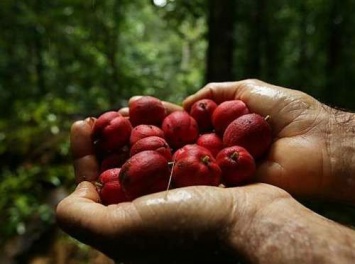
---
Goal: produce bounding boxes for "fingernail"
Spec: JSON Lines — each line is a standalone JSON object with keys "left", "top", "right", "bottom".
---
{"left": 76, "top": 181, "right": 86, "bottom": 189}
{"left": 76, "top": 181, "right": 92, "bottom": 191}
{"left": 85, "top": 117, "right": 96, "bottom": 128}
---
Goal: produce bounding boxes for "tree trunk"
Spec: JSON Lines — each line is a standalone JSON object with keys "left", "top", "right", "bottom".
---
{"left": 324, "top": 0, "right": 341, "bottom": 105}
{"left": 33, "top": 0, "right": 46, "bottom": 95}
{"left": 109, "top": 0, "right": 121, "bottom": 99}
{"left": 33, "top": 27, "right": 45, "bottom": 95}
{"left": 263, "top": 1, "right": 276, "bottom": 83}
{"left": 205, "top": 0, "right": 236, "bottom": 83}
{"left": 245, "top": 0, "right": 265, "bottom": 79}
{"left": 296, "top": 1, "right": 308, "bottom": 90}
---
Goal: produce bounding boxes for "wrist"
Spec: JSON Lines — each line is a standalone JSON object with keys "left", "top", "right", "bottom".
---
{"left": 226, "top": 185, "right": 355, "bottom": 263}
{"left": 325, "top": 107, "right": 355, "bottom": 204}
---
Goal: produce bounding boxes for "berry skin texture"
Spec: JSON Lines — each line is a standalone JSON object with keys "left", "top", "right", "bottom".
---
{"left": 129, "top": 96, "right": 167, "bottom": 127}
{"left": 223, "top": 113, "right": 272, "bottom": 159}
{"left": 172, "top": 146, "right": 222, "bottom": 187}
{"left": 189, "top": 99, "right": 218, "bottom": 132}
{"left": 129, "top": 124, "right": 165, "bottom": 146}
{"left": 92, "top": 111, "right": 122, "bottom": 141}
{"left": 172, "top": 144, "right": 212, "bottom": 161}
{"left": 130, "top": 136, "right": 172, "bottom": 161}
{"left": 212, "top": 100, "right": 249, "bottom": 135}
{"left": 162, "top": 111, "right": 199, "bottom": 150}
{"left": 196, "top": 133, "right": 223, "bottom": 158}
{"left": 216, "top": 146, "right": 256, "bottom": 187}
{"left": 98, "top": 168, "right": 129, "bottom": 205}
{"left": 119, "top": 150, "right": 170, "bottom": 199}
{"left": 93, "top": 113, "right": 132, "bottom": 154}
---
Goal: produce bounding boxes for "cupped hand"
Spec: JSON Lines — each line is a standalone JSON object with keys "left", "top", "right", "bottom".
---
{"left": 183, "top": 79, "right": 353, "bottom": 203}
{"left": 56, "top": 179, "right": 298, "bottom": 263}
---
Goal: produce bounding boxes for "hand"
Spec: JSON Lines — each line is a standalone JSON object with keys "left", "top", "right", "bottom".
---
{"left": 183, "top": 79, "right": 355, "bottom": 204}
{"left": 56, "top": 181, "right": 355, "bottom": 263}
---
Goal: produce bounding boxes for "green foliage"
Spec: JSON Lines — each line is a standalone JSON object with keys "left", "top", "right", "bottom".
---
{"left": 118, "top": 1, "right": 207, "bottom": 103}
{"left": 0, "top": 165, "right": 71, "bottom": 240}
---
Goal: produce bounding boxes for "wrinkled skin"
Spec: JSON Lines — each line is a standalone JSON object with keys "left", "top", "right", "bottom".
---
{"left": 57, "top": 180, "right": 298, "bottom": 263}
{"left": 57, "top": 80, "right": 355, "bottom": 263}
{"left": 184, "top": 79, "right": 355, "bottom": 203}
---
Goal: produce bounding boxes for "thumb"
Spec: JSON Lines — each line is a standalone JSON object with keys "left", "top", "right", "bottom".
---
{"left": 61, "top": 181, "right": 100, "bottom": 203}
{"left": 182, "top": 82, "right": 239, "bottom": 111}
{"left": 55, "top": 182, "right": 105, "bottom": 240}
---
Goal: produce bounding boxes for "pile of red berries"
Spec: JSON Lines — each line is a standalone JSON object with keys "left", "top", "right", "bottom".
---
{"left": 92, "top": 96, "right": 272, "bottom": 205}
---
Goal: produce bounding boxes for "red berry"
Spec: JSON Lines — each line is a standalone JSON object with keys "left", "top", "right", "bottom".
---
{"left": 119, "top": 151, "right": 170, "bottom": 199}
{"left": 216, "top": 146, "right": 256, "bottom": 186}
{"left": 129, "top": 96, "right": 166, "bottom": 127}
{"left": 130, "top": 124, "right": 165, "bottom": 146}
{"left": 93, "top": 112, "right": 132, "bottom": 153}
{"left": 98, "top": 168, "right": 129, "bottom": 205}
{"left": 92, "top": 111, "right": 122, "bottom": 141}
{"left": 172, "top": 146, "right": 221, "bottom": 187}
{"left": 130, "top": 136, "right": 172, "bottom": 161}
{"left": 172, "top": 144, "right": 212, "bottom": 161}
{"left": 189, "top": 99, "right": 218, "bottom": 132}
{"left": 162, "top": 111, "right": 199, "bottom": 149}
{"left": 223, "top": 113, "right": 272, "bottom": 159}
{"left": 212, "top": 100, "right": 249, "bottom": 135}
{"left": 196, "top": 133, "right": 223, "bottom": 158}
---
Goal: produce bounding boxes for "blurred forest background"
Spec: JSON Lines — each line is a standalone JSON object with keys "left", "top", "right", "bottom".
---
{"left": 0, "top": 0, "right": 355, "bottom": 263}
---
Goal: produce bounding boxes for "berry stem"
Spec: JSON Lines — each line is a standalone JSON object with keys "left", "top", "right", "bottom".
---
{"left": 94, "top": 181, "right": 103, "bottom": 189}
{"left": 230, "top": 151, "right": 239, "bottom": 161}
{"left": 201, "top": 155, "right": 210, "bottom": 165}
{"left": 165, "top": 161, "right": 175, "bottom": 198}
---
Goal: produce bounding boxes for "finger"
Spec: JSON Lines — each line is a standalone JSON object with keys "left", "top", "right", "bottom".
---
{"left": 183, "top": 79, "right": 293, "bottom": 113}
{"left": 118, "top": 107, "right": 129, "bottom": 117}
{"left": 119, "top": 102, "right": 182, "bottom": 117}
{"left": 128, "top": 95, "right": 143, "bottom": 106}
{"left": 183, "top": 79, "right": 286, "bottom": 113}
{"left": 162, "top": 101, "right": 183, "bottom": 114}
{"left": 183, "top": 81, "right": 241, "bottom": 111}
{"left": 70, "top": 118, "right": 99, "bottom": 183}
{"left": 56, "top": 182, "right": 139, "bottom": 244}
{"left": 56, "top": 182, "right": 117, "bottom": 247}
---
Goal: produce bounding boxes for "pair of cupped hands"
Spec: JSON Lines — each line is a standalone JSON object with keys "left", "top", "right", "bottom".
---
{"left": 56, "top": 79, "right": 355, "bottom": 263}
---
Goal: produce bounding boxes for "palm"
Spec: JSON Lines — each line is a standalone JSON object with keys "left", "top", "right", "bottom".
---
{"left": 57, "top": 181, "right": 237, "bottom": 262}
{"left": 257, "top": 114, "right": 326, "bottom": 198}
{"left": 57, "top": 177, "right": 289, "bottom": 263}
